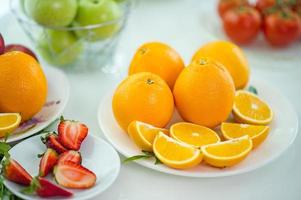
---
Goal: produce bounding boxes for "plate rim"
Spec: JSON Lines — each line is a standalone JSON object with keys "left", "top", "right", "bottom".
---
{"left": 97, "top": 78, "right": 299, "bottom": 178}
{"left": 6, "top": 66, "right": 70, "bottom": 143}
{"left": 4, "top": 133, "right": 121, "bottom": 200}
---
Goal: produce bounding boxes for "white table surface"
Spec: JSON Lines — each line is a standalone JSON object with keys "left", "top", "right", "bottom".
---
{"left": 1, "top": 0, "right": 301, "bottom": 200}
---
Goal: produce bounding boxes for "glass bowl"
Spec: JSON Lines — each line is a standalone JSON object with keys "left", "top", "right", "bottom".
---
{"left": 10, "top": 0, "right": 131, "bottom": 73}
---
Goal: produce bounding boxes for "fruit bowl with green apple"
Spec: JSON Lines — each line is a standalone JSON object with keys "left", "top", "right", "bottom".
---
{"left": 10, "top": 0, "right": 131, "bottom": 72}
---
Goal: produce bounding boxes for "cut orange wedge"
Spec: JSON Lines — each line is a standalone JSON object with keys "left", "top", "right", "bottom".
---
{"left": 153, "top": 132, "right": 203, "bottom": 169}
{"left": 221, "top": 122, "right": 269, "bottom": 148}
{"left": 170, "top": 122, "right": 220, "bottom": 148}
{"left": 0, "top": 113, "right": 21, "bottom": 138}
{"left": 201, "top": 135, "right": 252, "bottom": 168}
{"left": 127, "top": 121, "right": 169, "bottom": 151}
{"left": 233, "top": 90, "right": 273, "bottom": 125}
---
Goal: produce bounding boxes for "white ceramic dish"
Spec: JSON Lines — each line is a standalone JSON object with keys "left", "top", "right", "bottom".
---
{"left": 3, "top": 66, "right": 69, "bottom": 143}
{"left": 4, "top": 133, "right": 121, "bottom": 200}
{"left": 98, "top": 79, "right": 298, "bottom": 177}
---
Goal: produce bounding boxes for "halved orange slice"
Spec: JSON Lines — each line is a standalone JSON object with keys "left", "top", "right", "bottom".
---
{"left": 153, "top": 132, "right": 203, "bottom": 169}
{"left": 170, "top": 122, "right": 220, "bottom": 148}
{"left": 127, "top": 121, "right": 169, "bottom": 152}
{"left": 233, "top": 90, "right": 273, "bottom": 125}
{"left": 201, "top": 135, "right": 252, "bottom": 168}
{"left": 221, "top": 122, "right": 269, "bottom": 148}
{"left": 0, "top": 113, "right": 21, "bottom": 138}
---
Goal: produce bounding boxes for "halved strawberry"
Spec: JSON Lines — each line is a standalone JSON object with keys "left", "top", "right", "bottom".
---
{"left": 39, "top": 148, "right": 58, "bottom": 177}
{"left": 58, "top": 150, "right": 81, "bottom": 164}
{"left": 23, "top": 177, "right": 73, "bottom": 197}
{"left": 54, "top": 161, "right": 96, "bottom": 189}
{"left": 2, "top": 159, "right": 32, "bottom": 186}
{"left": 41, "top": 133, "right": 67, "bottom": 154}
{"left": 58, "top": 120, "right": 88, "bottom": 150}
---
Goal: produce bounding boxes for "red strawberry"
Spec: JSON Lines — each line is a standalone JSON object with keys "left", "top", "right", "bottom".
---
{"left": 39, "top": 148, "right": 58, "bottom": 177}
{"left": 54, "top": 161, "right": 96, "bottom": 189}
{"left": 2, "top": 159, "right": 32, "bottom": 186}
{"left": 22, "top": 177, "right": 73, "bottom": 197}
{"left": 58, "top": 119, "right": 88, "bottom": 150}
{"left": 58, "top": 150, "right": 82, "bottom": 164}
{"left": 41, "top": 133, "right": 67, "bottom": 154}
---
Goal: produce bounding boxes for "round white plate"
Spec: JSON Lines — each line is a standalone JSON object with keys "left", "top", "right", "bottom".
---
{"left": 4, "top": 133, "right": 121, "bottom": 200}
{"left": 98, "top": 79, "right": 298, "bottom": 177}
{"left": 3, "top": 66, "right": 70, "bottom": 143}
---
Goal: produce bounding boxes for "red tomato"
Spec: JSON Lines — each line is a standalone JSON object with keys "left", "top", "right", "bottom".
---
{"left": 222, "top": 6, "right": 262, "bottom": 44}
{"left": 256, "top": 0, "right": 276, "bottom": 13}
{"left": 218, "top": 0, "right": 249, "bottom": 17}
{"left": 263, "top": 10, "right": 301, "bottom": 46}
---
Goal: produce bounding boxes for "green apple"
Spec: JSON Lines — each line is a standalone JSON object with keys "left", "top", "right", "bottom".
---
{"left": 25, "top": 0, "right": 77, "bottom": 27}
{"left": 38, "top": 30, "right": 83, "bottom": 66}
{"left": 74, "top": 0, "right": 122, "bottom": 41}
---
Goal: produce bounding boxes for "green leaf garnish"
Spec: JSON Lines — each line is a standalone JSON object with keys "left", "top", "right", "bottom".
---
{"left": 123, "top": 151, "right": 162, "bottom": 165}
{"left": 247, "top": 86, "right": 258, "bottom": 95}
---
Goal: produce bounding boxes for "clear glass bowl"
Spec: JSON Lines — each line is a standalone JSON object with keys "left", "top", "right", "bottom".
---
{"left": 10, "top": 0, "right": 131, "bottom": 73}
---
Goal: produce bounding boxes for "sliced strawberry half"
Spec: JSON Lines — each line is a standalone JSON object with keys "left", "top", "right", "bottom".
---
{"left": 58, "top": 120, "right": 88, "bottom": 150}
{"left": 23, "top": 177, "right": 73, "bottom": 197}
{"left": 41, "top": 133, "right": 67, "bottom": 154}
{"left": 54, "top": 161, "right": 96, "bottom": 189}
{"left": 39, "top": 148, "right": 58, "bottom": 177}
{"left": 58, "top": 150, "right": 82, "bottom": 165}
{"left": 2, "top": 159, "right": 33, "bottom": 186}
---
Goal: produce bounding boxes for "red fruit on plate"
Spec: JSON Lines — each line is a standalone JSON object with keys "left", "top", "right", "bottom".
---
{"left": 4, "top": 44, "right": 38, "bottom": 61}
{"left": 54, "top": 161, "right": 96, "bottom": 189}
{"left": 2, "top": 159, "right": 32, "bottom": 186}
{"left": 41, "top": 133, "right": 68, "bottom": 154}
{"left": 218, "top": 0, "right": 249, "bottom": 17}
{"left": 58, "top": 150, "right": 82, "bottom": 164}
{"left": 58, "top": 119, "right": 88, "bottom": 150}
{"left": 0, "top": 33, "right": 4, "bottom": 54}
{"left": 23, "top": 177, "right": 73, "bottom": 198}
{"left": 39, "top": 148, "right": 59, "bottom": 177}
{"left": 263, "top": 10, "right": 301, "bottom": 46}
{"left": 222, "top": 6, "right": 262, "bottom": 44}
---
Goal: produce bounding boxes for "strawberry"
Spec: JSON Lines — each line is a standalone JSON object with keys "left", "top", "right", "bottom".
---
{"left": 58, "top": 119, "right": 88, "bottom": 150}
{"left": 2, "top": 159, "right": 32, "bottom": 186}
{"left": 54, "top": 161, "right": 96, "bottom": 189}
{"left": 39, "top": 148, "right": 58, "bottom": 177}
{"left": 58, "top": 150, "right": 82, "bottom": 164}
{"left": 41, "top": 132, "right": 67, "bottom": 154}
{"left": 23, "top": 177, "right": 73, "bottom": 197}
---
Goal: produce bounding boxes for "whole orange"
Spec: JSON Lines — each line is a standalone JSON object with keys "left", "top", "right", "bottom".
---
{"left": 112, "top": 72, "right": 174, "bottom": 132}
{"left": 0, "top": 51, "right": 48, "bottom": 122}
{"left": 128, "top": 42, "right": 184, "bottom": 89}
{"left": 173, "top": 57, "right": 235, "bottom": 128}
{"left": 191, "top": 41, "right": 250, "bottom": 89}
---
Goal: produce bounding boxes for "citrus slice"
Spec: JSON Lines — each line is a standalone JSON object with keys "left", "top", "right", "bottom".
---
{"left": 127, "top": 121, "right": 169, "bottom": 152}
{"left": 0, "top": 113, "right": 21, "bottom": 138}
{"left": 201, "top": 135, "right": 252, "bottom": 168}
{"left": 170, "top": 122, "right": 220, "bottom": 148}
{"left": 221, "top": 122, "right": 269, "bottom": 148}
{"left": 233, "top": 90, "right": 273, "bottom": 125}
{"left": 153, "top": 132, "right": 203, "bottom": 169}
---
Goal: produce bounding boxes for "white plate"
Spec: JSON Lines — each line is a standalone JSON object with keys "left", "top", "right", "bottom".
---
{"left": 4, "top": 134, "right": 121, "bottom": 200}
{"left": 3, "top": 66, "right": 70, "bottom": 143}
{"left": 98, "top": 79, "right": 299, "bottom": 177}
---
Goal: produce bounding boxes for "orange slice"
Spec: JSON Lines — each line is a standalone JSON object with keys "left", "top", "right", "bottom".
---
{"left": 127, "top": 121, "right": 169, "bottom": 152}
{"left": 170, "top": 122, "right": 220, "bottom": 148}
{"left": 221, "top": 122, "right": 269, "bottom": 148}
{"left": 233, "top": 90, "right": 273, "bottom": 125}
{"left": 153, "top": 132, "right": 203, "bottom": 169}
{"left": 201, "top": 135, "right": 252, "bottom": 168}
{"left": 0, "top": 113, "right": 21, "bottom": 138}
